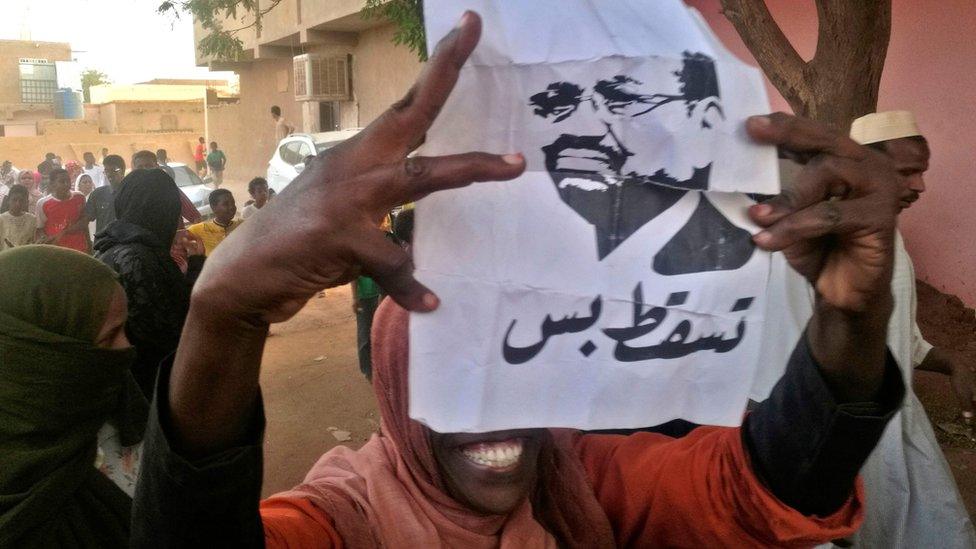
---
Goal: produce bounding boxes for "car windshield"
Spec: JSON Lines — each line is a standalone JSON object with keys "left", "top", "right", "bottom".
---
{"left": 314, "top": 140, "right": 344, "bottom": 153}
{"left": 171, "top": 166, "right": 204, "bottom": 188}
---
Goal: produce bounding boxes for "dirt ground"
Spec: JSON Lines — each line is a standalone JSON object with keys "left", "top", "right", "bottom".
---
{"left": 915, "top": 281, "right": 976, "bottom": 517}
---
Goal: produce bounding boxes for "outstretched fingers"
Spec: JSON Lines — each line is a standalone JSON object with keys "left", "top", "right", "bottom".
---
{"left": 355, "top": 152, "right": 526, "bottom": 211}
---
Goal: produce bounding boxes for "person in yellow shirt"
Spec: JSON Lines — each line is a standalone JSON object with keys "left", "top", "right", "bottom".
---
{"left": 187, "top": 189, "right": 242, "bottom": 256}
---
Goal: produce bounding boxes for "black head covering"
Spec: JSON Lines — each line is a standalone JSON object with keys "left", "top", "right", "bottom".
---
{"left": 113, "top": 169, "right": 181, "bottom": 249}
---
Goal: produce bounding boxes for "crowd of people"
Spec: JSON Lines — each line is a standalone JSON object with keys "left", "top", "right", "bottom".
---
{"left": 0, "top": 11, "right": 974, "bottom": 548}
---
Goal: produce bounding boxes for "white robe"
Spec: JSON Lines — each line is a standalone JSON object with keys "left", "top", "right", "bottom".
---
{"left": 754, "top": 232, "right": 974, "bottom": 548}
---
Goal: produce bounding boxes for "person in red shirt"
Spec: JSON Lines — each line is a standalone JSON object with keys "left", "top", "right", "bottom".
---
{"left": 194, "top": 136, "right": 207, "bottom": 177}
{"left": 35, "top": 168, "right": 89, "bottom": 253}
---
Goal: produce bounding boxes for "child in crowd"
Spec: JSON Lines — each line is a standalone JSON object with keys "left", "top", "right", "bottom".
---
{"left": 187, "top": 189, "right": 241, "bottom": 256}
{"left": 242, "top": 178, "right": 270, "bottom": 219}
{"left": 35, "top": 168, "right": 89, "bottom": 253}
{"left": 0, "top": 185, "right": 37, "bottom": 249}
{"left": 206, "top": 142, "right": 227, "bottom": 188}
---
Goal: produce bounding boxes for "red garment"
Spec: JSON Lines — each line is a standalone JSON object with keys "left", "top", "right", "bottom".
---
{"left": 65, "top": 161, "right": 82, "bottom": 190}
{"left": 179, "top": 189, "right": 201, "bottom": 225}
{"left": 170, "top": 190, "right": 199, "bottom": 272}
{"left": 258, "top": 301, "right": 865, "bottom": 548}
{"left": 194, "top": 143, "right": 206, "bottom": 162}
{"left": 36, "top": 193, "right": 87, "bottom": 253}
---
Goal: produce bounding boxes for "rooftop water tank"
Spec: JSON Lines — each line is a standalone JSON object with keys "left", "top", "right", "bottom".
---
{"left": 53, "top": 88, "right": 83, "bottom": 119}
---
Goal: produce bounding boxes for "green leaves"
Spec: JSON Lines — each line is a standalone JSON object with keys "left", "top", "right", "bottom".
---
{"left": 158, "top": 0, "right": 279, "bottom": 61}
{"left": 81, "top": 69, "right": 110, "bottom": 103}
{"left": 158, "top": 0, "right": 426, "bottom": 62}
{"left": 363, "top": 0, "right": 427, "bottom": 61}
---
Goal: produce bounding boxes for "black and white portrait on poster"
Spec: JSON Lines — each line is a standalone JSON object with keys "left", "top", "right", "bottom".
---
{"left": 411, "top": 0, "right": 780, "bottom": 433}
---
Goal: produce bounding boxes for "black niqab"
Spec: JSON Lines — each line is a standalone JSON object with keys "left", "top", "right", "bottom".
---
{"left": 113, "top": 169, "right": 181, "bottom": 249}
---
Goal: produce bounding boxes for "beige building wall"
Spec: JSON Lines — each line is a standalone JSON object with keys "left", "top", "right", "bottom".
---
{"left": 213, "top": 58, "right": 302, "bottom": 182}
{"left": 352, "top": 25, "right": 423, "bottom": 125}
{"left": 99, "top": 100, "right": 205, "bottom": 134}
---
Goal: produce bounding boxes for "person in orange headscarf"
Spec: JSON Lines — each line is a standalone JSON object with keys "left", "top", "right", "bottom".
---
{"left": 132, "top": 13, "right": 908, "bottom": 548}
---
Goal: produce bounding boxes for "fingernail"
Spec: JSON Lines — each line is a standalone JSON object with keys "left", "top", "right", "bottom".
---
{"left": 502, "top": 153, "right": 524, "bottom": 165}
{"left": 749, "top": 115, "right": 771, "bottom": 128}
{"left": 422, "top": 293, "right": 440, "bottom": 310}
{"left": 753, "top": 231, "right": 772, "bottom": 246}
{"left": 754, "top": 204, "right": 772, "bottom": 216}
{"left": 455, "top": 10, "right": 473, "bottom": 29}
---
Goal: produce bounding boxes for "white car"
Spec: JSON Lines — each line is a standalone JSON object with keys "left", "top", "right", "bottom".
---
{"left": 165, "top": 162, "right": 214, "bottom": 219}
{"left": 266, "top": 129, "right": 362, "bottom": 193}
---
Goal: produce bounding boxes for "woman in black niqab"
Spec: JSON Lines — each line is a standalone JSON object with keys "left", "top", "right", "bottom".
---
{"left": 95, "top": 168, "right": 206, "bottom": 395}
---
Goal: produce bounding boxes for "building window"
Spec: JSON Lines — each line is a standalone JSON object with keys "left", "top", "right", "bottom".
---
{"left": 19, "top": 60, "right": 58, "bottom": 104}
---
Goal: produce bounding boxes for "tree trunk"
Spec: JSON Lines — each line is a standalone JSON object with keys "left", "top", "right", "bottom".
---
{"left": 719, "top": 0, "right": 891, "bottom": 131}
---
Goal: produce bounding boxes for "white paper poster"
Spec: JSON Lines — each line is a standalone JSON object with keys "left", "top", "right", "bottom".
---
{"left": 410, "top": 0, "right": 779, "bottom": 433}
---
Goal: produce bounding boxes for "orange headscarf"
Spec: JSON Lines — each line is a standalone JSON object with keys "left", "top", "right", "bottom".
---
{"left": 276, "top": 299, "right": 615, "bottom": 548}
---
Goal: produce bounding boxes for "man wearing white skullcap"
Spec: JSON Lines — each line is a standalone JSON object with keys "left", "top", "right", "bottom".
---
{"left": 752, "top": 111, "right": 974, "bottom": 548}
{"left": 838, "top": 110, "right": 975, "bottom": 549}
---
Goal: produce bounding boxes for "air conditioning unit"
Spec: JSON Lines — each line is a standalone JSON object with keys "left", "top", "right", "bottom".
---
{"left": 294, "top": 54, "right": 351, "bottom": 102}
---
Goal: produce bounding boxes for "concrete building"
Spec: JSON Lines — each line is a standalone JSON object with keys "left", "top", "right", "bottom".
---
{"left": 0, "top": 40, "right": 74, "bottom": 136}
{"left": 88, "top": 83, "right": 239, "bottom": 135}
{"left": 193, "top": 0, "right": 422, "bottom": 182}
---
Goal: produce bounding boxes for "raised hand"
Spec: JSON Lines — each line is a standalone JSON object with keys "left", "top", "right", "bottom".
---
{"left": 194, "top": 11, "right": 525, "bottom": 325}
{"left": 746, "top": 113, "right": 902, "bottom": 313}
{"left": 169, "top": 12, "right": 524, "bottom": 456}
{"left": 746, "top": 113, "right": 902, "bottom": 401}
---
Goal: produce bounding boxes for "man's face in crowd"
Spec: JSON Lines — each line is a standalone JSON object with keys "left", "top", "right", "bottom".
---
{"left": 883, "top": 137, "right": 930, "bottom": 210}
{"left": 8, "top": 193, "right": 27, "bottom": 215}
{"left": 214, "top": 194, "right": 237, "bottom": 223}
{"left": 52, "top": 156, "right": 62, "bottom": 168}
{"left": 51, "top": 172, "right": 71, "bottom": 198}
{"left": 210, "top": 142, "right": 218, "bottom": 152}
{"left": 83, "top": 152, "right": 96, "bottom": 167}
{"left": 132, "top": 156, "right": 158, "bottom": 170}
{"left": 18, "top": 172, "right": 34, "bottom": 187}
{"left": 106, "top": 164, "right": 125, "bottom": 186}
{"left": 251, "top": 183, "right": 270, "bottom": 208}
{"left": 157, "top": 151, "right": 168, "bottom": 164}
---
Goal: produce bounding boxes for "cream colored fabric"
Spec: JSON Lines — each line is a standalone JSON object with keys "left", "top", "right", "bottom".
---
{"left": 754, "top": 234, "right": 975, "bottom": 548}
{"left": 850, "top": 110, "right": 922, "bottom": 145}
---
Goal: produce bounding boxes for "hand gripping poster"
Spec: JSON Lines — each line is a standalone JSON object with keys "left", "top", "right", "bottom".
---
{"left": 410, "top": 0, "right": 779, "bottom": 432}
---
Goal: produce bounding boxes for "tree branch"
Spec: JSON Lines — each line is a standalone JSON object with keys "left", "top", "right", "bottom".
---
{"left": 719, "top": 0, "right": 808, "bottom": 108}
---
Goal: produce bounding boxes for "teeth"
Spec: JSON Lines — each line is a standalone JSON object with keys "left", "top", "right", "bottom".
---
{"left": 461, "top": 440, "right": 524, "bottom": 469}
